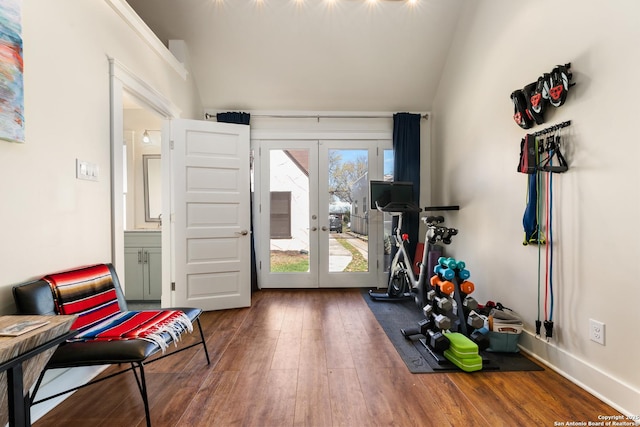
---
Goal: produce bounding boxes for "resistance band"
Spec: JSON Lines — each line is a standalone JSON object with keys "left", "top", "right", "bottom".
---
{"left": 535, "top": 137, "right": 545, "bottom": 337}
{"left": 543, "top": 135, "right": 558, "bottom": 339}
{"left": 527, "top": 130, "right": 568, "bottom": 340}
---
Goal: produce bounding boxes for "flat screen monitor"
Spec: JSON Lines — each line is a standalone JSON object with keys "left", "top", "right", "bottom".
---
{"left": 370, "top": 180, "right": 414, "bottom": 210}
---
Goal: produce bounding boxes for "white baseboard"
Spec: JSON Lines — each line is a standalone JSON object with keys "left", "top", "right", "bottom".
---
{"left": 519, "top": 331, "right": 640, "bottom": 423}
{"left": 28, "top": 365, "right": 108, "bottom": 424}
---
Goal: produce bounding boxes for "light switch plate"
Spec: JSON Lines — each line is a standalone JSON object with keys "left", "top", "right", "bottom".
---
{"left": 76, "top": 159, "right": 99, "bottom": 181}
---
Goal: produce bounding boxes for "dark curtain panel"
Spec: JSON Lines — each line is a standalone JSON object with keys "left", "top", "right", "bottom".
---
{"left": 216, "top": 111, "right": 250, "bottom": 125}
{"left": 392, "top": 112, "right": 421, "bottom": 261}
{"left": 216, "top": 112, "right": 257, "bottom": 292}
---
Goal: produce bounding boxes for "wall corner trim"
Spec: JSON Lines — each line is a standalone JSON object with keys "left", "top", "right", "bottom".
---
{"left": 104, "top": 0, "right": 188, "bottom": 80}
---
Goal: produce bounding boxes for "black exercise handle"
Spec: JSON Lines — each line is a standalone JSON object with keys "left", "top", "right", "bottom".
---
{"left": 401, "top": 327, "right": 421, "bottom": 337}
{"left": 424, "top": 215, "right": 444, "bottom": 225}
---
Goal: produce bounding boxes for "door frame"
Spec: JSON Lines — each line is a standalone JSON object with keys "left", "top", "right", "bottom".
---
{"left": 109, "top": 58, "right": 180, "bottom": 307}
{"left": 252, "top": 128, "right": 393, "bottom": 289}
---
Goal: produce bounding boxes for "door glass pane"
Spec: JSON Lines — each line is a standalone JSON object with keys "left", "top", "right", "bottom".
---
{"left": 328, "top": 149, "right": 368, "bottom": 273}
{"left": 382, "top": 149, "right": 394, "bottom": 273}
{"left": 269, "top": 149, "right": 310, "bottom": 273}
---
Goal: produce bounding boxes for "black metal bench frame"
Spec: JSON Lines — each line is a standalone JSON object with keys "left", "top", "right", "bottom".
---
{"left": 12, "top": 263, "right": 210, "bottom": 427}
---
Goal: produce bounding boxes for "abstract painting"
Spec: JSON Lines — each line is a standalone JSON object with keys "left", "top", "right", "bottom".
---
{"left": 0, "top": 0, "right": 24, "bottom": 143}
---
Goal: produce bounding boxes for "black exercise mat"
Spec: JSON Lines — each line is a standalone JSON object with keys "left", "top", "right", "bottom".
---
{"left": 361, "top": 288, "right": 543, "bottom": 374}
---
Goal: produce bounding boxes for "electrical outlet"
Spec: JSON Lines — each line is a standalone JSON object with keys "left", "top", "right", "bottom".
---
{"left": 589, "top": 319, "right": 605, "bottom": 345}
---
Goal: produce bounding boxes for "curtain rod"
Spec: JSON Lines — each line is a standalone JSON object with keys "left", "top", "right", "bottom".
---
{"left": 204, "top": 112, "right": 429, "bottom": 120}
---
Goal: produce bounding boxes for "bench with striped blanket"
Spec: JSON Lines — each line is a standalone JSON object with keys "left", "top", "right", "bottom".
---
{"left": 12, "top": 263, "right": 210, "bottom": 427}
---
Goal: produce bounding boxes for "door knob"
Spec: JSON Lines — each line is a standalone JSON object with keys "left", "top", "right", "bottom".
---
{"left": 235, "top": 230, "right": 249, "bottom": 236}
{"left": 321, "top": 226, "right": 328, "bottom": 231}
{"left": 311, "top": 227, "right": 317, "bottom": 231}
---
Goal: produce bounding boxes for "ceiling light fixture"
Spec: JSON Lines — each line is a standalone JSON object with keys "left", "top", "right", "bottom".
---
{"left": 142, "top": 129, "right": 161, "bottom": 144}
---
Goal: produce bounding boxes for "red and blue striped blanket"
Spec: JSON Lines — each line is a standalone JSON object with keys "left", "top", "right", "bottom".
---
{"left": 72, "top": 310, "right": 192, "bottom": 352}
{"left": 44, "top": 264, "right": 192, "bottom": 351}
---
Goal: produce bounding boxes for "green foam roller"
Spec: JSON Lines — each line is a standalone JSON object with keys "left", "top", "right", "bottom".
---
{"left": 444, "top": 349, "right": 483, "bottom": 372}
{"left": 444, "top": 332, "right": 478, "bottom": 358}
{"left": 443, "top": 332, "right": 482, "bottom": 372}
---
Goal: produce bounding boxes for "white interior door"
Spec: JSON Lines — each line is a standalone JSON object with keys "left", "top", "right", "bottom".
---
{"left": 170, "top": 119, "right": 251, "bottom": 310}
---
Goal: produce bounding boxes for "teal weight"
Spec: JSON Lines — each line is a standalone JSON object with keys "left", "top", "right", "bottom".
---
{"left": 445, "top": 257, "right": 458, "bottom": 269}
{"left": 434, "top": 265, "right": 455, "bottom": 280}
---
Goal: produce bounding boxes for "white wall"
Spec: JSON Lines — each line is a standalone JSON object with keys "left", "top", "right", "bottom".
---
{"left": 431, "top": 0, "right": 639, "bottom": 416}
{"left": 0, "top": 0, "right": 201, "bottom": 314}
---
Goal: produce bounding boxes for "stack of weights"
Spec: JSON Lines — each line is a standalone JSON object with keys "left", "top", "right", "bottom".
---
{"left": 429, "top": 257, "right": 486, "bottom": 371}
{"left": 443, "top": 332, "right": 482, "bottom": 372}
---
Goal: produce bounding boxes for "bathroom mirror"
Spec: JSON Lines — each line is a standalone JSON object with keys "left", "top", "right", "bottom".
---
{"left": 143, "top": 154, "right": 161, "bottom": 222}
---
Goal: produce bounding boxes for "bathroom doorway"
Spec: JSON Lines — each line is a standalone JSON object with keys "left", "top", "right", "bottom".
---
{"left": 121, "top": 91, "right": 163, "bottom": 304}
{"left": 110, "top": 59, "right": 179, "bottom": 307}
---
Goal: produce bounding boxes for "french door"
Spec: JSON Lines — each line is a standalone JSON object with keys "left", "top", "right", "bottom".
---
{"left": 257, "top": 139, "right": 391, "bottom": 288}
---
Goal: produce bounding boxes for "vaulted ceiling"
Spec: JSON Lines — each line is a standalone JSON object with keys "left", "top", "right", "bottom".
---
{"left": 126, "top": 0, "right": 464, "bottom": 112}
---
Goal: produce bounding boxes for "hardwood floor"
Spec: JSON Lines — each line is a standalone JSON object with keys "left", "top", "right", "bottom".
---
{"left": 34, "top": 289, "right": 620, "bottom": 426}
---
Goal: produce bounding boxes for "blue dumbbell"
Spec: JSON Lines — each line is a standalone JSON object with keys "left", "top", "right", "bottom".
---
{"left": 434, "top": 265, "right": 455, "bottom": 281}
{"left": 458, "top": 269, "right": 471, "bottom": 280}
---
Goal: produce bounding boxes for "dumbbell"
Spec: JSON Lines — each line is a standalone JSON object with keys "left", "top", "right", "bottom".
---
{"left": 467, "top": 312, "right": 484, "bottom": 329}
{"left": 423, "top": 304, "right": 433, "bottom": 318}
{"left": 424, "top": 215, "right": 444, "bottom": 225}
{"left": 428, "top": 227, "right": 448, "bottom": 244}
{"left": 460, "top": 280, "right": 475, "bottom": 295}
{"left": 434, "top": 296, "right": 452, "bottom": 312}
{"left": 430, "top": 275, "right": 455, "bottom": 295}
{"left": 463, "top": 296, "right": 478, "bottom": 311}
{"left": 426, "top": 329, "right": 450, "bottom": 352}
{"left": 458, "top": 269, "right": 471, "bottom": 280}
{"left": 442, "top": 228, "right": 458, "bottom": 245}
{"left": 432, "top": 313, "right": 451, "bottom": 330}
{"left": 438, "top": 257, "right": 458, "bottom": 269}
{"left": 470, "top": 327, "right": 491, "bottom": 351}
{"left": 401, "top": 318, "right": 433, "bottom": 338}
{"left": 434, "top": 265, "right": 455, "bottom": 281}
